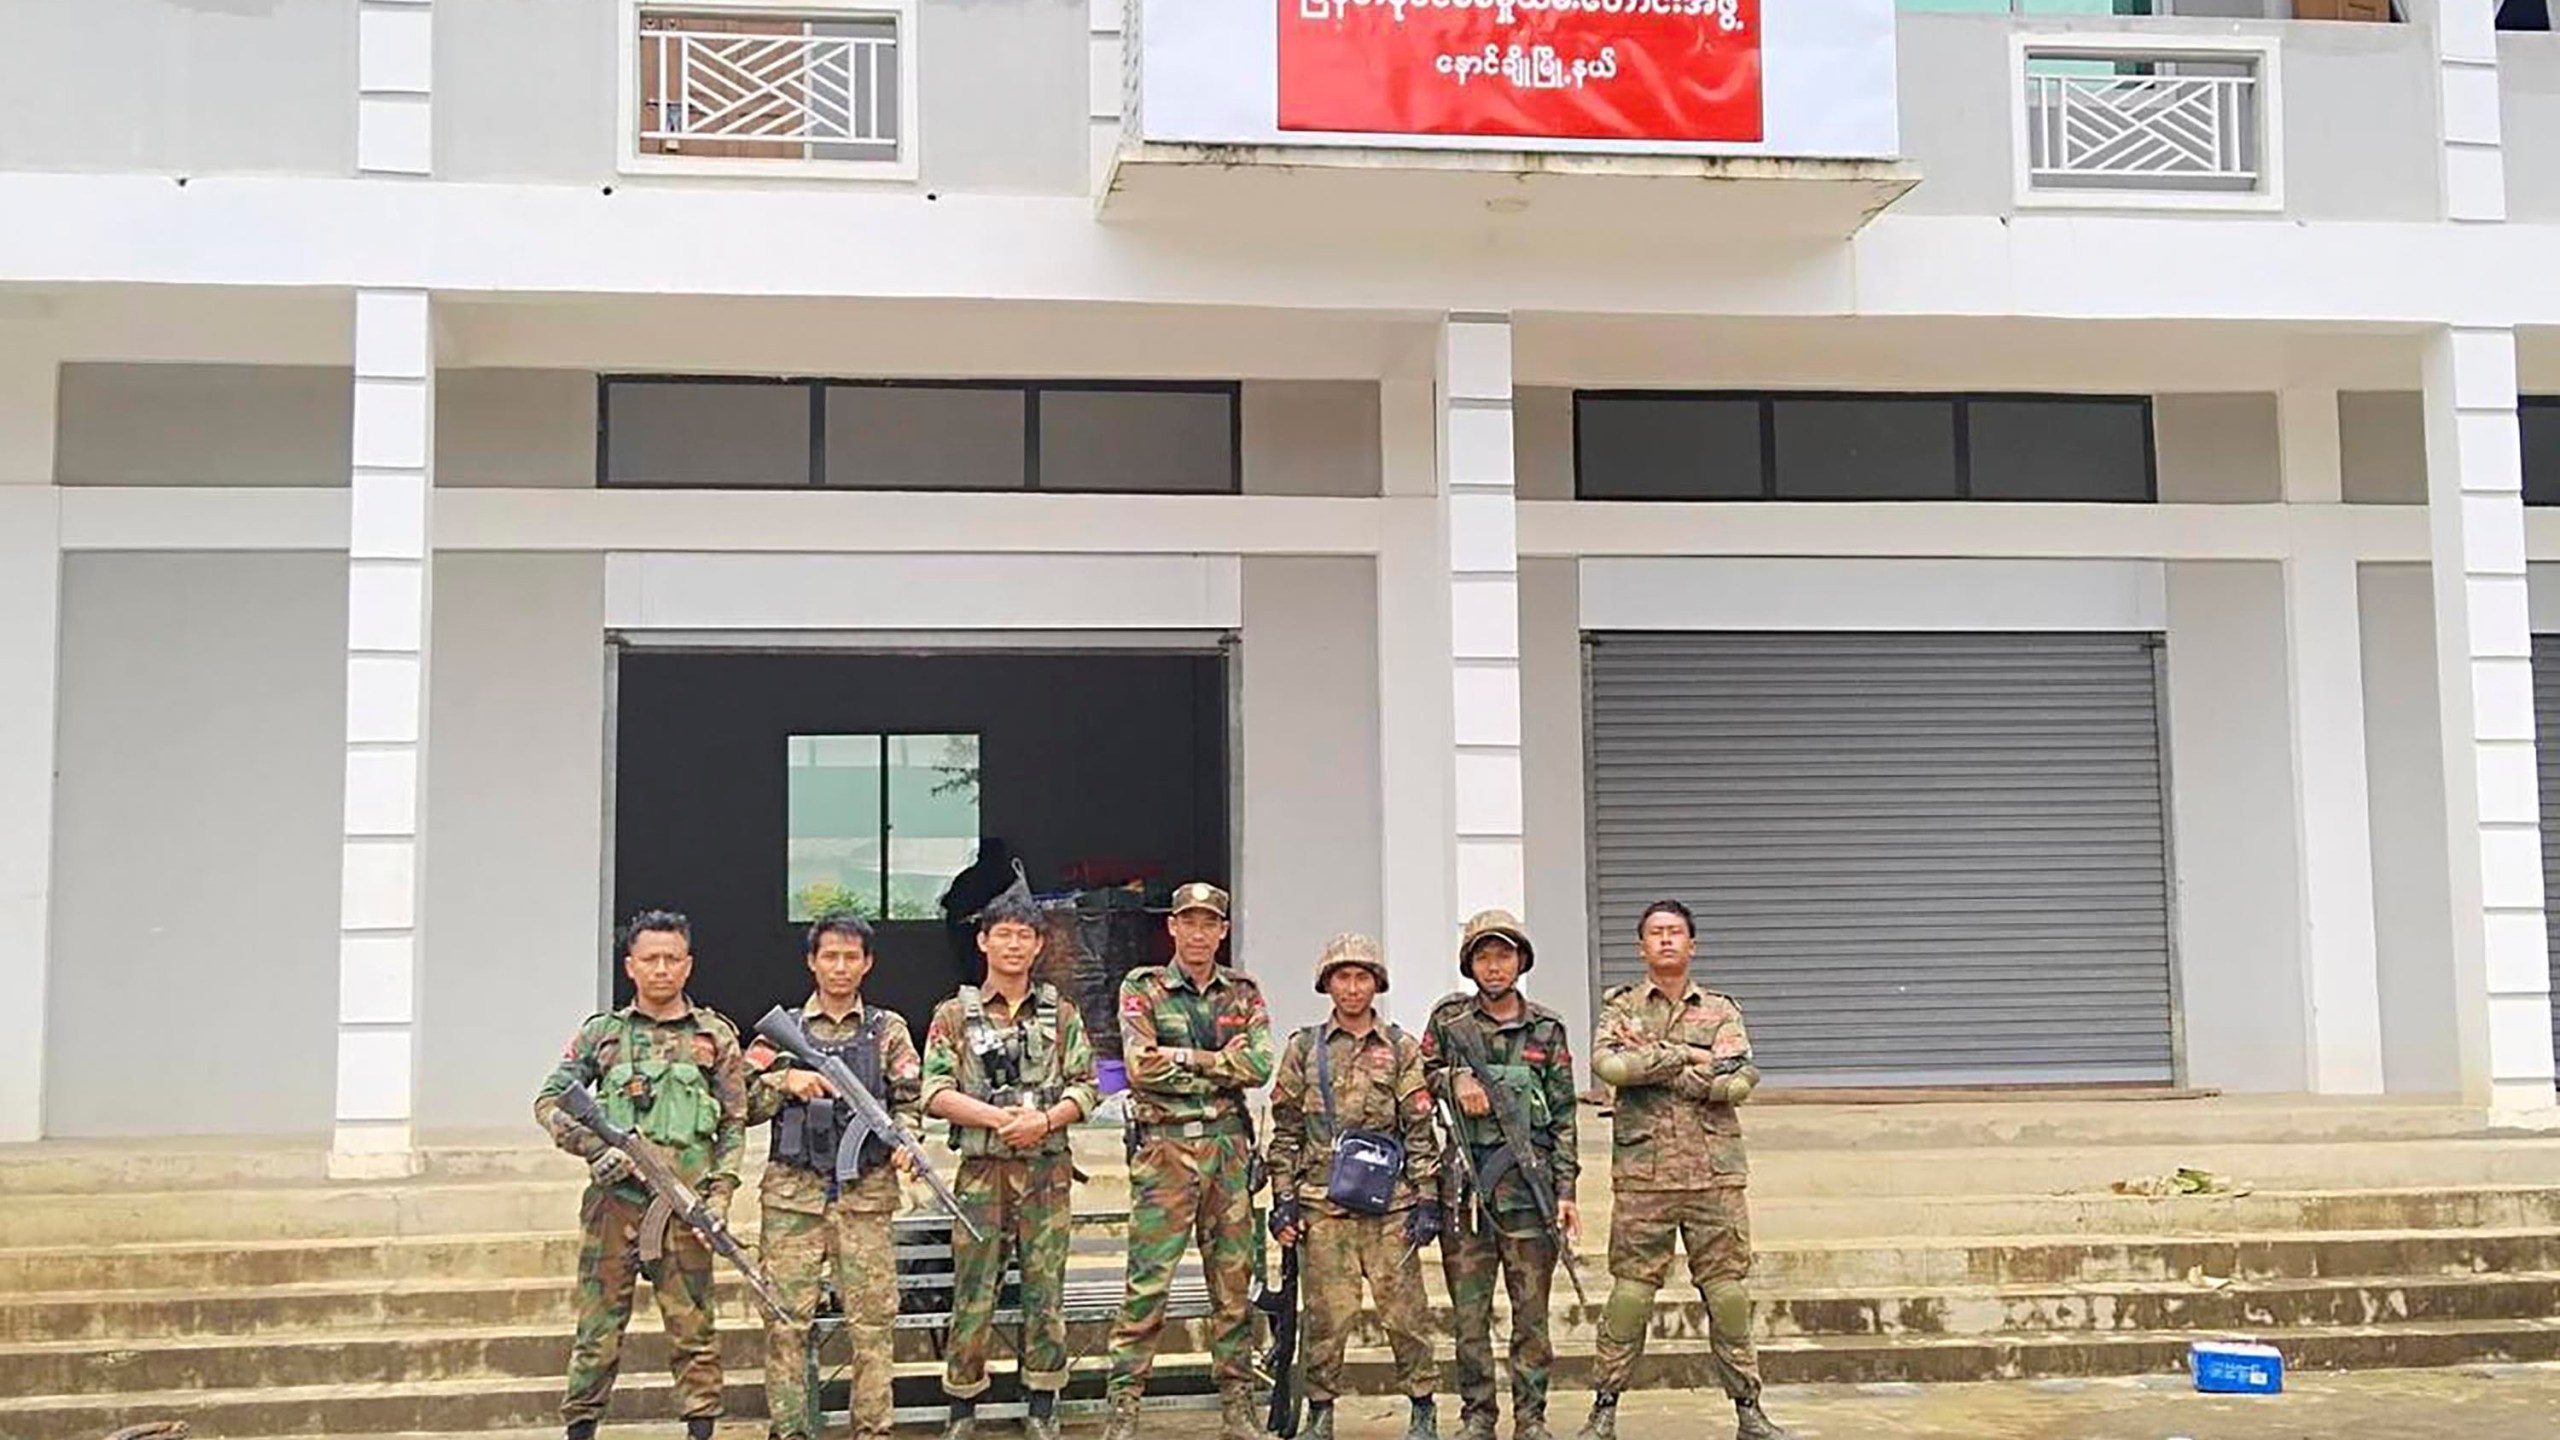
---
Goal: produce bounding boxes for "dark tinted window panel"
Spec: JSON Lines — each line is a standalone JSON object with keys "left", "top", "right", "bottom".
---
{"left": 1038, "top": 388, "right": 1237, "bottom": 492}
{"left": 2525, "top": 402, "right": 2560, "bottom": 507}
{"left": 826, "top": 385, "right": 1026, "bottom": 490}
{"left": 1772, "top": 397, "right": 1959, "bottom": 499}
{"left": 604, "top": 381, "right": 810, "bottom": 486}
{"left": 1575, "top": 396, "right": 1763, "bottom": 499}
{"left": 1968, "top": 399, "right": 2153, "bottom": 501}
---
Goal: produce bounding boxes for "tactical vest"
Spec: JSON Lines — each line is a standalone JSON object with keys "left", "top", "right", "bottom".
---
{"left": 949, "top": 983, "right": 1072, "bottom": 1158}
{"left": 769, "top": 1009, "right": 893, "bottom": 1176}
{"left": 597, "top": 1014, "right": 722, "bottom": 1172}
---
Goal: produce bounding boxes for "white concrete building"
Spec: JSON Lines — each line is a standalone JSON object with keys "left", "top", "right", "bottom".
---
{"left": 5, "top": 0, "right": 2560, "bottom": 1174}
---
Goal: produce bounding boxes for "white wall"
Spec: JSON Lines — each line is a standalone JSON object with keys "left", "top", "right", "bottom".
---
{"left": 2362, "top": 562, "right": 2462, "bottom": 1094}
{"left": 417, "top": 553, "right": 608, "bottom": 1131}
{"left": 2165, "top": 560, "right": 2310, "bottom": 1092}
{"left": 1519, "top": 557, "right": 1594, "bottom": 1077}
{"left": 1239, "top": 557, "right": 1382, "bottom": 1044}
{"left": 46, "top": 552, "right": 346, "bottom": 1136}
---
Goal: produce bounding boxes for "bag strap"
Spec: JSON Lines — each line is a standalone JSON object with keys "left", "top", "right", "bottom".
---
{"left": 1308, "top": 1025, "right": 1337, "bottom": 1135}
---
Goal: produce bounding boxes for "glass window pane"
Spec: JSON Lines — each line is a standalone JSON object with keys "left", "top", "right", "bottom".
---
{"left": 826, "top": 385, "right": 1027, "bottom": 490}
{"left": 605, "top": 380, "right": 811, "bottom": 486}
{"left": 886, "top": 734, "right": 981, "bottom": 920}
{"left": 1772, "top": 398, "right": 1960, "bottom": 499}
{"left": 787, "top": 734, "right": 882, "bottom": 922}
{"left": 1038, "top": 388, "right": 1237, "bottom": 492}
{"left": 1575, "top": 396, "right": 1764, "bottom": 499}
{"left": 1968, "top": 399, "right": 2153, "bottom": 501}
{"left": 2525, "top": 402, "right": 2560, "bottom": 507}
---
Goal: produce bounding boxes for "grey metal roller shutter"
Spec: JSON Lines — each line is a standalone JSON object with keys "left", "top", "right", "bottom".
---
{"left": 1587, "top": 632, "right": 2175, "bottom": 1088}
{"left": 2534, "top": 635, "right": 2560, "bottom": 1079}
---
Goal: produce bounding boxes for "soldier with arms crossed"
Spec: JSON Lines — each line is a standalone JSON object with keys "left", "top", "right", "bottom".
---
{"left": 1579, "top": 899, "right": 1791, "bottom": 1440}
{"left": 534, "top": 909, "right": 747, "bottom": 1440}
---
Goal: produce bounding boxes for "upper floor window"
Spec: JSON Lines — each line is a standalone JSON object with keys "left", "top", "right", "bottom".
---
{"left": 2015, "top": 35, "right": 2280, "bottom": 209}
{"left": 599, "top": 377, "right": 1241, "bottom": 494}
{"left": 625, "top": 1, "right": 916, "bottom": 179}
{"left": 1574, "top": 392, "right": 2155, "bottom": 503}
{"left": 2524, "top": 399, "right": 2560, "bottom": 506}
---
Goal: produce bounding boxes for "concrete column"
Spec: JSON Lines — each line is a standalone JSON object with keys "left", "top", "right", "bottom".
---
{"left": 332, "top": 290, "right": 436, "bottom": 1176}
{"left": 2422, "top": 326, "right": 2557, "bottom": 1119}
{"left": 1443, "top": 315, "right": 1528, "bottom": 921}
{"left": 0, "top": 346, "right": 60, "bottom": 1142}
{"left": 2432, "top": 0, "right": 2505, "bottom": 224}
{"left": 2279, "top": 389, "right": 2386, "bottom": 1093}
{"left": 358, "top": 0, "right": 435, "bottom": 178}
{"left": 1379, "top": 376, "right": 1456, "bottom": 1031}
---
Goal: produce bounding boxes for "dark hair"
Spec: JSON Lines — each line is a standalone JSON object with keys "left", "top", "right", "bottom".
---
{"left": 1636, "top": 899, "right": 1696, "bottom": 939}
{"left": 621, "top": 908, "right": 692, "bottom": 955}
{"left": 977, "top": 892, "right": 1045, "bottom": 934}
{"left": 805, "top": 910, "right": 876, "bottom": 957}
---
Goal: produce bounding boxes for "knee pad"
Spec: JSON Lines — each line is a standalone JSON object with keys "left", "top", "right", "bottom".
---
{"left": 1703, "top": 1279, "right": 1752, "bottom": 1339}
{"left": 1600, "top": 1281, "right": 1657, "bottom": 1344}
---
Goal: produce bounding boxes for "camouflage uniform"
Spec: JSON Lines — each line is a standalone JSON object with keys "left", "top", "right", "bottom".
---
{"left": 1588, "top": 980, "right": 1762, "bottom": 1405}
{"left": 535, "top": 1000, "right": 748, "bottom": 1430}
{"left": 746, "top": 996, "right": 925, "bottom": 1440}
{"left": 1423, "top": 982, "right": 1579, "bottom": 1438}
{"left": 918, "top": 980, "right": 1101, "bottom": 1402}
{"left": 1106, "top": 887, "right": 1275, "bottom": 1427}
{"left": 1265, "top": 986, "right": 1442, "bottom": 1406}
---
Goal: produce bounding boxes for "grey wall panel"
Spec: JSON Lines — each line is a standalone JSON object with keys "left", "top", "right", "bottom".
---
{"left": 2155, "top": 394, "right": 2279, "bottom": 504}
{"left": 1892, "top": 16, "right": 2019, "bottom": 217}
{"left": 1520, "top": 558, "right": 1594, "bottom": 1078}
{"left": 46, "top": 553, "right": 345, "bottom": 1136}
{"left": 419, "top": 554, "right": 609, "bottom": 1131}
{"left": 57, "top": 365, "right": 352, "bottom": 487}
{"left": 2368, "top": 564, "right": 2459, "bottom": 1094}
{"left": 1243, "top": 383, "right": 1382, "bottom": 497}
{"left": 0, "top": 0, "right": 353, "bottom": 176}
{"left": 2278, "top": 22, "right": 2442, "bottom": 223}
{"left": 1514, "top": 388, "right": 1575, "bottom": 501}
{"left": 436, "top": 0, "right": 618, "bottom": 183}
{"left": 917, "top": 0, "right": 1090, "bottom": 195}
{"left": 1587, "top": 631, "right": 2175, "bottom": 1086}
{"left": 2340, "top": 392, "right": 2427, "bottom": 506}
{"left": 438, "top": 370, "right": 600, "bottom": 488}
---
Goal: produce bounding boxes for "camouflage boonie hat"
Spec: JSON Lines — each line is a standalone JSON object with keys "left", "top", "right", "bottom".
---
{"left": 1314, "top": 932, "right": 1389, "bottom": 993}
{"left": 1459, "top": 908, "right": 1536, "bottom": 979}
{"left": 1169, "top": 881, "right": 1230, "bottom": 919}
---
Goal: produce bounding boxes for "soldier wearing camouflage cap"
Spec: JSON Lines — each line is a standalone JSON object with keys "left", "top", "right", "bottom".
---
{"left": 1424, "top": 910, "right": 1582, "bottom": 1440}
{"left": 1102, "top": 882, "right": 1275, "bottom": 1440}
{"left": 1265, "top": 934, "right": 1444, "bottom": 1440}
{"left": 1579, "top": 899, "right": 1791, "bottom": 1440}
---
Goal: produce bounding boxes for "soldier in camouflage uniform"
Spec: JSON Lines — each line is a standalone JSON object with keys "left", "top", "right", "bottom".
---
{"left": 920, "top": 883, "right": 1101, "bottom": 1440}
{"left": 1424, "top": 910, "right": 1582, "bottom": 1440}
{"left": 1266, "top": 933, "right": 1444, "bottom": 1440}
{"left": 1578, "top": 899, "right": 1791, "bottom": 1440}
{"left": 534, "top": 909, "right": 749, "bottom": 1440}
{"left": 745, "top": 911, "right": 925, "bottom": 1440}
{"left": 1102, "top": 881, "right": 1275, "bottom": 1440}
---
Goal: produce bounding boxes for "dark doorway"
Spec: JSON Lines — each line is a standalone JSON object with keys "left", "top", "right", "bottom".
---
{"left": 611, "top": 646, "right": 1230, "bottom": 1044}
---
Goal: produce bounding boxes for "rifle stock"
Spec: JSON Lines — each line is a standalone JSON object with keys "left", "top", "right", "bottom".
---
{"left": 1253, "top": 1240, "right": 1303, "bottom": 1437}
{"left": 753, "top": 1006, "right": 983, "bottom": 1242}
{"left": 554, "top": 1081, "right": 791, "bottom": 1322}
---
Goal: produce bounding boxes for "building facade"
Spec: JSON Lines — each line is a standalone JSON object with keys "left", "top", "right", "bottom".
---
{"left": 4, "top": 0, "right": 2559, "bottom": 1173}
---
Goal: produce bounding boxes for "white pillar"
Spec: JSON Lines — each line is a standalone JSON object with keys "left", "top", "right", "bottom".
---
{"left": 1379, "top": 375, "right": 1457, "bottom": 1030}
{"left": 1443, "top": 315, "right": 1527, "bottom": 922}
{"left": 0, "top": 347, "right": 60, "bottom": 1142}
{"left": 332, "top": 290, "right": 436, "bottom": 1177}
{"left": 2433, "top": 0, "right": 2506, "bottom": 225}
{"left": 2422, "top": 326, "right": 2558, "bottom": 1119}
{"left": 358, "top": 0, "right": 435, "bottom": 179}
{"left": 2279, "top": 389, "right": 2386, "bottom": 1093}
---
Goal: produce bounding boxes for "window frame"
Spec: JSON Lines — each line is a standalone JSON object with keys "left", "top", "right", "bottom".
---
{"left": 1570, "top": 389, "right": 2159, "bottom": 504}
{"left": 618, "top": 0, "right": 920, "bottom": 183}
{"left": 597, "top": 376, "right": 1246, "bottom": 495}
{"left": 786, "top": 730, "right": 982, "bottom": 923}
{"left": 2009, "top": 31, "right": 2286, "bottom": 215}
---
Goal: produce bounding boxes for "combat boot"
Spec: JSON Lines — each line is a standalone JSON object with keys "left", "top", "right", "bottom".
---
{"left": 1023, "top": 1390, "right": 1062, "bottom": 1440}
{"left": 941, "top": 1398, "right": 977, "bottom": 1440}
{"left": 1305, "top": 1401, "right": 1337, "bottom": 1440}
{"left": 1220, "top": 1386, "right": 1262, "bottom": 1440}
{"left": 1572, "top": 1393, "right": 1617, "bottom": 1440}
{"left": 1405, "top": 1396, "right": 1441, "bottom": 1440}
{"left": 1457, "top": 1410, "right": 1498, "bottom": 1440}
{"left": 564, "top": 1425, "right": 596, "bottom": 1440}
{"left": 685, "top": 1420, "right": 714, "bottom": 1440}
{"left": 1099, "top": 1395, "right": 1142, "bottom": 1440}
{"left": 1733, "top": 1397, "right": 1794, "bottom": 1440}
{"left": 1514, "top": 1418, "right": 1554, "bottom": 1440}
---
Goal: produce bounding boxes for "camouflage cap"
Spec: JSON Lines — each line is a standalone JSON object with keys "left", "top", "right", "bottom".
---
{"left": 1459, "top": 908, "right": 1536, "bottom": 978}
{"left": 1168, "top": 881, "right": 1230, "bottom": 919}
{"left": 1314, "top": 932, "right": 1389, "bottom": 993}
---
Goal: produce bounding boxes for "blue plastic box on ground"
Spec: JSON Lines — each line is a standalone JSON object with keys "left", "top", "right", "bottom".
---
{"left": 2191, "top": 1339, "right": 2286, "bottom": 1394}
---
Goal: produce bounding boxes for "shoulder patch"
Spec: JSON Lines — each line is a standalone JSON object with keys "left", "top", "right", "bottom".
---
{"left": 1431, "top": 992, "right": 1475, "bottom": 1015}
{"left": 696, "top": 1009, "right": 741, "bottom": 1040}
{"left": 1603, "top": 984, "right": 1636, "bottom": 1003}
{"left": 1222, "top": 967, "right": 1262, "bottom": 991}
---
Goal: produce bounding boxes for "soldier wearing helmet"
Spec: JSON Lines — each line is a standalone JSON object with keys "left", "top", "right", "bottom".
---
{"left": 1265, "top": 934, "right": 1445, "bottom": 1440}
{"left": 1423, "top": 911, "right": 1582, "bottom": 1440}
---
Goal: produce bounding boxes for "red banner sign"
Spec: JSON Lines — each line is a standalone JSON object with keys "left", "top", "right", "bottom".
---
{"left": 1278, "top": 0, "right": 1763, "bottom": 144}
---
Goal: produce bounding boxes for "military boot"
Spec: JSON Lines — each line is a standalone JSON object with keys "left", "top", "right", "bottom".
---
{"left": 1406, "top": 1396, "right": 1441, "bottom": 1440}
{"left": 1734, "top": 1397, "right": 1794, "bottom": 1440}
{"left": 564, "top": 1425, "right": 596, "bottom": 1440}
{"left": 685, "top": 1420, "right": 715, "bottom": 1440}
{"left": 1305, "top": 1401, "right": 1338, "bottom": 1440}
{"left": 1024, "top": 1390, "right": 1062, "bottom": 1440}
{"left": 1514, "top": 1418, "right": 1554, "bottom": 1440}
{"left": 941, "top": 1398, "right": 977, "bottom": 1440}
{"left": 1220, "top": 1386, "right": 1262, "bottom": 1440}
{"left": 1572, "top": 1393, "right": 1617, "bottom": 1440}
{"left": 1456, "top": 1410, "right": 1498, "bottom": 1440}
{"left": 1099, "top": 1395, "right": 1143, "bottom": 1440}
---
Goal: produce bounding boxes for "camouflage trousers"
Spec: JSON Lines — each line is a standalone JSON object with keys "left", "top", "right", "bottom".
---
{"left": 1440, "top": 1213, "right": 1556, "bottom": 1428}
{"left": 562, "top": 1183, "right": 722, "bottom": 1425}
{"left": 1106, "top": 1130, "right": 1256, "bottom": 1402}
{"left": 762, "top": 1171, "right": 900, "bottom": 1440}
{"left": 945, "top": 1150, "right": 1076, "bottom": 1399}
{"left": 1591, "top": 1187, "right": 1758, "bottom": 1402}
{"left": 1299, "top": 1209, "right": 1440, "bottom": 1404}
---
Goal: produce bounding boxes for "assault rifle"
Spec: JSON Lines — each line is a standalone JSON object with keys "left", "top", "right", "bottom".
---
{"left": 554, "top": 1081, "right": 791, "bottom": 1321}
{"left": 753, "top": 1005, "right": 983, "bottom": 1241}
{"left": 1440, "top": 1020, "right": 1590, "bottom": 1308}
{"left": 1252, "top": 1239, "right": 1303, "bottom": 1437}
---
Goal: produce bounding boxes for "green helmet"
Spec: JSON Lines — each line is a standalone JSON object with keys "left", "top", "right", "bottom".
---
{"left": 1458, "top": 909, "right": 1535, "bottom": 980}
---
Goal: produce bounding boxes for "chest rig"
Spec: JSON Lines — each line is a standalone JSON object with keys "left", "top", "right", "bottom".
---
{"left": 769, "top": 1008, "right": 893, "bottom": 1176}
{"left": 953, "top": 983, "right": 1069, "bottom": 1158}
